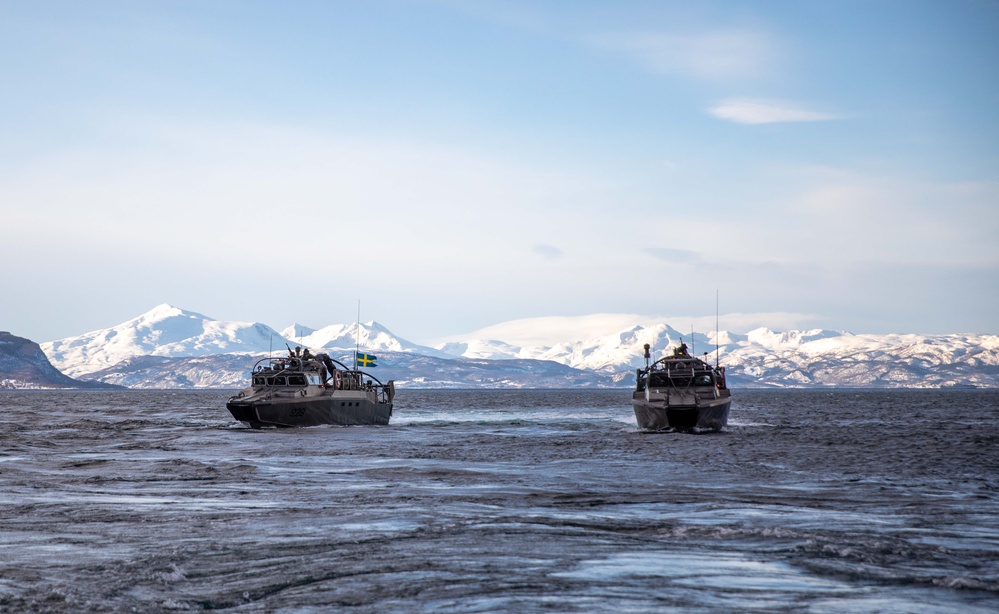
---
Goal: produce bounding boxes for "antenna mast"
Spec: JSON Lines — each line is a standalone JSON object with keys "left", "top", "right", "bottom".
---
{"left": 355, "top": 300, "right": 361, "bottom": 369}
{"left": 715, "top": 289, "right": 720, "bottom": 368}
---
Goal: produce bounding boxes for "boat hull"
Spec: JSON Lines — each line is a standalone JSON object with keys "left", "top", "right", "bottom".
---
{"left": 631, "top": 394, "right": 731, "bottom": 432}
{"left": 227, "top": 391, "right": 392, "bottom": 428}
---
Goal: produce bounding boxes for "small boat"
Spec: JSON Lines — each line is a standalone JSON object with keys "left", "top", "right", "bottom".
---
{"left": 226, "top": 349, "right": 395, "bottom": 428}
{"left": 632, "top": 342, "right": 731, "bottom": 431}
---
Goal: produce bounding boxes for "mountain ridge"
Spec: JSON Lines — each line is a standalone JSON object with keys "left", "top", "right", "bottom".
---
{"left": 35, "top": 305, "right": 999, "bottom": 389}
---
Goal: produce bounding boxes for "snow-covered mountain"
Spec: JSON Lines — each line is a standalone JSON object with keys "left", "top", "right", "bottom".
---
{"left": 722, "top": 330, "right": 999, "bottom": 387}
{"left": 41, "top": 304, "right": 292, "bottom": 378}
{"left": 281, "top": 321, "right": 451, "bottom": 358}
{"left": 433, "top": 322, "right": 999, "bottom": 388}
{"left": 433, "top": 313, "right": 672, "bottom": 348}
{"left": 79, "top": 351, "right": 619, "bottom": 390}
{"left": 38, "top": 305, "right": 999, "bottom": 389}
{"left": 435, "top": 323, "right": 723, "bottom": 373}
{"left": 434, "top": 323, "right": 705, "bottom": 369}
{"left": 42, "top": 304, "right": 449, "bottom": 380}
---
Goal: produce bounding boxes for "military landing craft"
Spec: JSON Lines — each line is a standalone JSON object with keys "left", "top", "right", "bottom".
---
{"left": 632, "top": 342, "right": 731, "bottom": 431}
{"left": 226, "top": 348, "right": 395, "bottom": 428}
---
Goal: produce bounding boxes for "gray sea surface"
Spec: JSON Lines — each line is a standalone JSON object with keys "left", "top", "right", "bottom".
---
{"left": 1, "top": 388, "right": 997, "bottom": 612}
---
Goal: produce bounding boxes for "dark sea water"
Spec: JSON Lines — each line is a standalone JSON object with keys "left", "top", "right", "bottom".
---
{"left": 1, "top": 389, "right": 997, "bottom": 613}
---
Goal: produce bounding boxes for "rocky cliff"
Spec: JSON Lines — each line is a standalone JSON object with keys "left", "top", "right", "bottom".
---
{"left": 0, "top": 331, "right": 122, "bottom": 389}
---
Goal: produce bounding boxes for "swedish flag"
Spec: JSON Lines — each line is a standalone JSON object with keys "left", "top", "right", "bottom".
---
{"left": 356, "top": 353, "right": 378, "bottom": 368}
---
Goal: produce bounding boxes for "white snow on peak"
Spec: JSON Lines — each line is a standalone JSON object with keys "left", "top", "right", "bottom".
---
{"left": 744, "top": 328, "right": 844, "bottom": 350}
{"left": 436, "top": 321, "right": 719, "bottom": 372}
{"left": 288, "top": 321, "right": 449, "bottom": 357}
{"left": 42, "top": 307, "right": 456, "bottom": 378}
{"left": 41, "top": 304, "right": 292, "bottom": 377}
{"left": 281, "top": 323, "right": 317, "bottom": 341}
{"left": 37, "top": 305, "right": 999, "bottom": 387}
{"left": 434, "top": 313, "right": 672, "bottom": 348}
{"left": 435, "top": 339, "right": 524, "bottom": 360}
{"left": 300, "top": 322, "right": 399, "bottom": 352}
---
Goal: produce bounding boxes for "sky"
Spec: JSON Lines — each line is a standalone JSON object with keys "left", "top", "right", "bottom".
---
{"left": 2, "top": 0, "right": 997, "bottom": 345}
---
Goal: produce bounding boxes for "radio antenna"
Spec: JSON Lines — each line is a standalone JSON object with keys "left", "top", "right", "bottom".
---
{"left": 355, "top": 300, "right": 361, "bottom": 369}
{"left": 715, "top": 289, "right": 720, "bottom": 368}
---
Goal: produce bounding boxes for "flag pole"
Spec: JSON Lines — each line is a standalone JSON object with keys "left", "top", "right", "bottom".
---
{"left": 355, "top": 300, "right": 360, "bottom": 369}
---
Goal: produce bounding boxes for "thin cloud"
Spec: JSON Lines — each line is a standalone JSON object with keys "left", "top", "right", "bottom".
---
{"left": 709, "top": 99, "right": 838, "bottom": 124}
{"left": 533, "top": 244, "right": 564, "bottom": 260}
{"left": 642, "top": 247, "right": 701, "bottom": 263}
{"left": 592, "top": 29, "right": 776, "bottom": 81}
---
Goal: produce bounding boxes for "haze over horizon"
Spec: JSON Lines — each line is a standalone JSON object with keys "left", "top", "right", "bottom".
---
{"left": 2, "top": 1, "right": 997, "bottom": 344}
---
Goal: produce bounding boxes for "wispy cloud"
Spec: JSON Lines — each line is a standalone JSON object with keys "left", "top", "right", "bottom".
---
{"left": 591, "top": 29, "right": 775, "bottom": 81}
{"left": 533, "top": 244, "right": 564, "bottom": 260}
{"left": 709, "top": 99, "right": 838, "bottom": 124}
{"left": 642, "top": 247, "right": 700, "bottom": 262}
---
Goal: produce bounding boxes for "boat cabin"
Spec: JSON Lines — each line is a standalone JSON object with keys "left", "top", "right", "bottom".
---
{"left": 246, "top": 350, "right": 386, "bottom": 394}
{"left": 636, "top": 357, "right": 727, "bottom": 392}
{"left": 252, "top": 373, "right": 324, "bottom": 387}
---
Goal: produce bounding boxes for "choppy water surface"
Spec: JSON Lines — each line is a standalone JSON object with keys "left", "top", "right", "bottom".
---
{"left": 1, "top": 389, "right": 997, "bottom": 612}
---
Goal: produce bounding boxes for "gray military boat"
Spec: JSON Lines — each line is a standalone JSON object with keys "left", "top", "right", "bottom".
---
{"left": 632, "top": 342, "right": 731, "bottom": 431}
{"left": 226, "top": 349, "right": 395, "bottom": 428}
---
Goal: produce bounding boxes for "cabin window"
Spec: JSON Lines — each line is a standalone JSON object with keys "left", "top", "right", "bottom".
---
{"left": 307, "top": 375, "right": 322, "bottom": 386}
{"left": 288, "top": 374, "right": 307, "bottom": 386}
{"left": 253, "top": 376, "right": 265, "bottom": 386}
{"left": 273, "top": 376, "right": 286, "bottom": 386}
{"left": 649, "top": 374, "right": 692, "bottom": 388}
{"left": 693, "top": 375, "right": 713, "bottom": 385}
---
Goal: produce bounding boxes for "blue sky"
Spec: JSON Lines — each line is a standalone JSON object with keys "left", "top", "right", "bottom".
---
{"left": 2, "top": 0, "right": 997, "bottom": 343}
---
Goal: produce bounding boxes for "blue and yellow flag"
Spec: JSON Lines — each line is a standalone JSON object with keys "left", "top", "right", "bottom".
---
{"left": 356, "top": 353, "right": 378, "bottom": 368}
